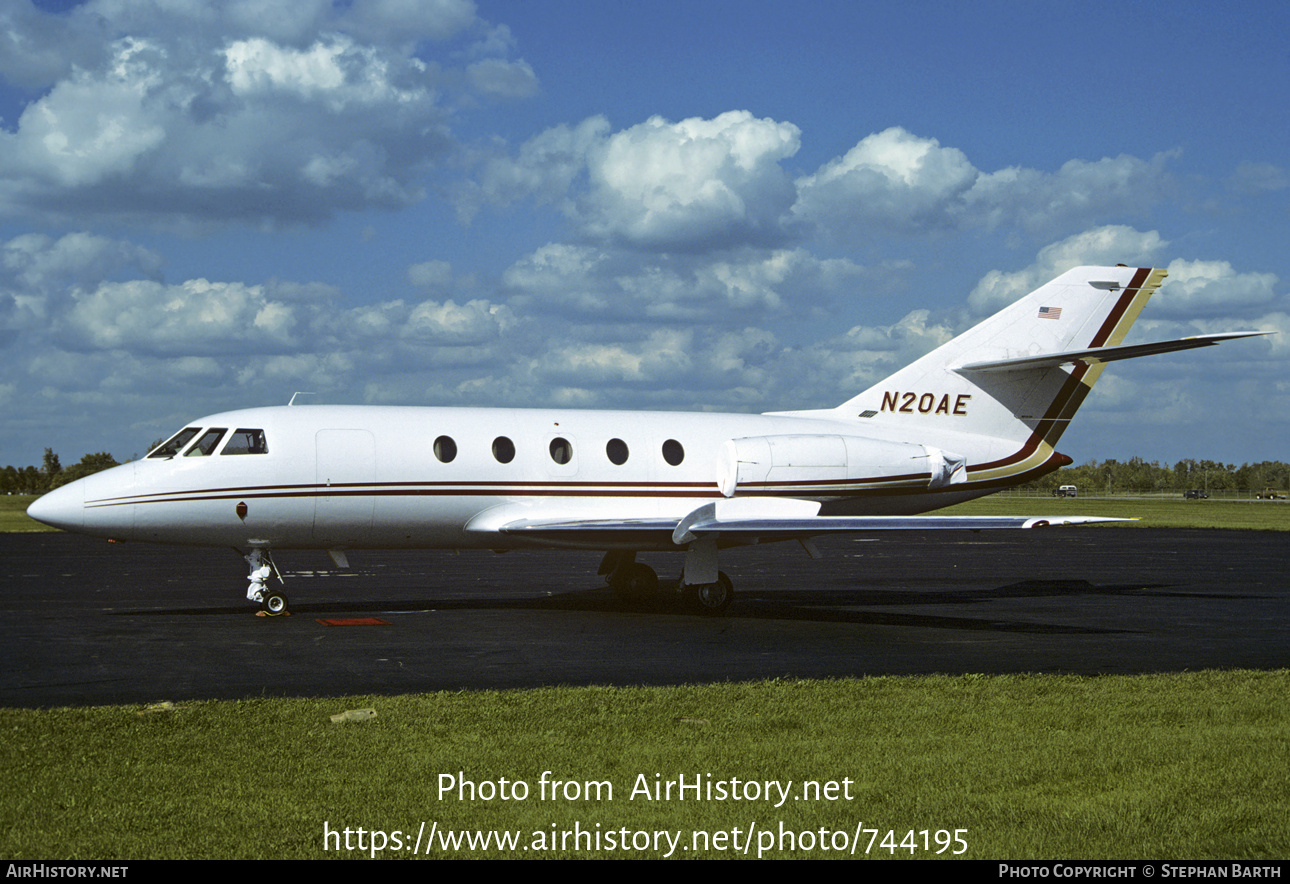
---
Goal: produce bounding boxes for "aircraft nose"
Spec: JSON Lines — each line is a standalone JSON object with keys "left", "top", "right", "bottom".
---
{"left": 27, "top": 480, "right": 84, "bottom": 532}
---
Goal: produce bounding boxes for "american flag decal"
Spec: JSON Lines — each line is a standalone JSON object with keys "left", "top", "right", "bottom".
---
{"left": 1038, "top": 306, "right": 1062, "bottom": 320}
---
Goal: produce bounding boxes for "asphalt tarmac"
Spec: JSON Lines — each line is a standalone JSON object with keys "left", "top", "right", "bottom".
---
{"left": 1, "top": 528, "right": 1286, "bottom": 708}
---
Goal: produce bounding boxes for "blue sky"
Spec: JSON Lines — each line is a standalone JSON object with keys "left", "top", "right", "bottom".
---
{"left": 1, "top": 0, "right": 1286, "bottom": 467}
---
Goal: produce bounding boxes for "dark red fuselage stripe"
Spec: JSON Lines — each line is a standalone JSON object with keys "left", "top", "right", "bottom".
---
{"left": 1089, "top": 267, "right": 1151, "bottom": 348}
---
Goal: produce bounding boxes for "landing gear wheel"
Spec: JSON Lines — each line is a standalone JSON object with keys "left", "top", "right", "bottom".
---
{"left": 260, "top": 589, "right": 289, "bottom": 617}
{"left": 686, "top": 571, "right": 733, "bottom": 616}
{"left": 611, "top": 562, "right": 659, "bottom": 601}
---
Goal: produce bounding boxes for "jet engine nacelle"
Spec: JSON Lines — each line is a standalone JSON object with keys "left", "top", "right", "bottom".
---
{"left": 717, "top": 434, "right": 967, "bottom": 498}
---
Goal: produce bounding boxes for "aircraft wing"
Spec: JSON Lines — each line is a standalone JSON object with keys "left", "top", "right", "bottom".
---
{"left": 667, "top": 506, "right": 1127, "bottom": 544}
{"left": 956, "top": 331, "right": 1270, "bottom": 373}
{"left": 487, "top": 498, "right": 1130, "bottom": 547}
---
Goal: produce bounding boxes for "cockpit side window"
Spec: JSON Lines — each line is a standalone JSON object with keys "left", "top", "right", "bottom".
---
{"left": 148, "top": 427, "right": 201, "bottom": 459}
{"left": 184, "top": 428, "right": 227, "bottom": 457}
{"left": 221, "top": 428, "right": 269, "bottom": 455}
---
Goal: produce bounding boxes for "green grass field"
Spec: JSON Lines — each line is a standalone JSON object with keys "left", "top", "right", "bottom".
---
{"left": 5, "top": 493, "right": 1286, "bottom": 860}
{"left": 3, "top": 673, "right": 1287, "bottom": 859}
{"left": 0, "top": 496, "right": 49, "bottom": 532}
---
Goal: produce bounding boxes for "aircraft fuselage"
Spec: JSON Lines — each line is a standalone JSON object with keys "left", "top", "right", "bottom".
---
{"left": 30, "top": 267, "right": 1261, "bottom": 616}
{"left": 30, "top": 404, "right": 998, "bottom": 552}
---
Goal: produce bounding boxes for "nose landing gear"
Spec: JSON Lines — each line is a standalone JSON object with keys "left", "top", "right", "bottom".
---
{"left": 245, "top": 548, "right": 289, "bottom": 616}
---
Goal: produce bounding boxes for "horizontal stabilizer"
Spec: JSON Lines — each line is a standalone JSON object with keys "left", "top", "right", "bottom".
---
{"left": 956, "top": 331, "right": 1270, "bottom": 373}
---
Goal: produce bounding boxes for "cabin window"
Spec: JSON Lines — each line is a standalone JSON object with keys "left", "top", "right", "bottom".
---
{"left": 492, "top": 436, "right": 515, "bottom": 464}
{"left": 433, "top": 435, "right": 457, "bottom": 463}
{"left": 221, "top": 428, "right": 269, "bottom": 455}
{"left": 606, "top": 438, "right": 629, "bottom": 465}
{"left": 184, "top": 428, "right": 227, "bottom": 457}
{"left": 549, "top": 437, "right": 572, "bottom": 465}
{"left": 662, "top": 439, "right": 684, "bottom": 466}
{"left": 148, "top": 427, "right": 201, "bottom": 458}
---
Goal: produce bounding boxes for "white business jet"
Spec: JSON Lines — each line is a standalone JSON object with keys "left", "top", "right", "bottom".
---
{"left": 27, "top": 266, "right": 1264, "bottom": 616}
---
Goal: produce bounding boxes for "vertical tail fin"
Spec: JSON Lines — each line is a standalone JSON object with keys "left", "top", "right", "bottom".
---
{"left": 832, "top": 266, "right": 1168, "bottom": 485}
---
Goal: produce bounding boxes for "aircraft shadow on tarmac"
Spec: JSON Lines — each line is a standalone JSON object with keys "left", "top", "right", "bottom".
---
{"left": 109, "top": 577, "right": 1209, "bottom": 635}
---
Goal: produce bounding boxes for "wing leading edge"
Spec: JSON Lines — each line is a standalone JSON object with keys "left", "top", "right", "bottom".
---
{"left": 486, "top": 498, "right": 1130, "bottom": 548}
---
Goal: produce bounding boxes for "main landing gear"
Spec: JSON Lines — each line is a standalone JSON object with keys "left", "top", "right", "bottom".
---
{"left": 683, "top": 571, "right": 733, "bottom": 616}
{"left": 244, "top": 548, "right": 289, "bottom": 617}
{"left": 598, "top": 551, "right": 734, "bottom": 616}
{"left": 602, "top": 552, "right": 660, "bottom": 601}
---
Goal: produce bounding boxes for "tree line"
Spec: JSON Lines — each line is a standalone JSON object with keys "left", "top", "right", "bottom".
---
{"left": 2, "top": 449, "right": 119, "bottom": 496}
{"left": 1023, "top": 457, "right": 1290, "bottom": 494}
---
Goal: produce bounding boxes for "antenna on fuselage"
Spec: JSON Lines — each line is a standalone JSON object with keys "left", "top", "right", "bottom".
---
{"left": 288, "top": 392, "right": 317, "bottom": 406}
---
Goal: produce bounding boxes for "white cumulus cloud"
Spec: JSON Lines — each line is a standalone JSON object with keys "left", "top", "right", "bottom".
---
{"left": 581, "top": 111, "right": 801, "bottom": 249}
{"left": 0, "top": 0, "right": 519, "bottom": 225}
{"left": 967, "top": 226, "right": 1169, "bottom": 314}
{"left": 474, "top": 112, "right": 801, "bottom": 251}
{"left": 794, "top": 127, "right": 1175, "bottom": 241}
{"left": 1153, "top": 259, "right": 1279, "bottom": 317}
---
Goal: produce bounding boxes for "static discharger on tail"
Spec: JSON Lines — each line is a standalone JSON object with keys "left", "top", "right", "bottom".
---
{"left": 28, "top": 266, "right": 1268, "bottom": 616}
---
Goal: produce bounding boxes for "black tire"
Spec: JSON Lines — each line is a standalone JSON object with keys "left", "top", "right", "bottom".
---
{"left": 612, "top": 562, "right": 659, "bottom": 600}
{"left": 686, "top": 571, "right": 733, "bottom": 616}
{"left": 261, "top": 590, "right": 289, "bottom": 616}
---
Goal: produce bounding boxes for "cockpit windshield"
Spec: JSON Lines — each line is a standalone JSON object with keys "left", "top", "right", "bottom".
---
{"left": 221, "top": 428, "right": 268, "bottom": 455}
{"left": 184, "top": 428, "right": 227, "bottom": 457}
{"left": 148, "top": 427, "right": 201, "bottom": 459}
{"left": 148, "top": 425, "right": 268, "bottom": 458}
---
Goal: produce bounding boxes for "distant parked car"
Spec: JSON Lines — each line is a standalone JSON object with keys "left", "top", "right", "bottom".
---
{"left": 1184, "top": 489, "right": 1209, "bottom": 499}
{"left": 1052, "top": 485, "right": 1078, "bottom": 498}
